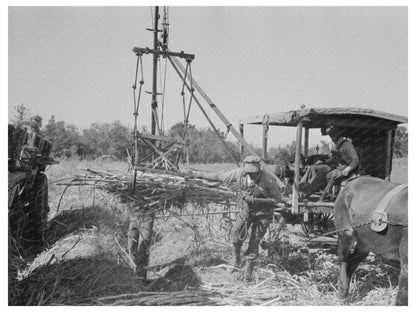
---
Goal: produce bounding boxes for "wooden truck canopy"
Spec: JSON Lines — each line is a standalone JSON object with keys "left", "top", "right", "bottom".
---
{"left": 239, "top": 107, "right": 407, "bottom": 129}
{"left": 239, "top": 107, "right": 408, "bottom": 180}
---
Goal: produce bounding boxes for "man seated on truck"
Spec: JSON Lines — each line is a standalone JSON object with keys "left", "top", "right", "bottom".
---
{"left": 192, "top": 155, "right": 282, "bottom": 281}
{"left": 299, "top": 126, "right": 360, "bottom": 199}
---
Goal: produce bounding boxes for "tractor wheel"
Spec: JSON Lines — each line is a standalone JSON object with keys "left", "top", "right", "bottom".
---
{"left": 24, "top": 173, "right": 49, "bottom": 251}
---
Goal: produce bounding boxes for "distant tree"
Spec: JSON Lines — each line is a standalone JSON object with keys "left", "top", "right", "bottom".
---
{"left": 168, "top": 122, "right": 239, "bottom": 163}
{"left": 12, "top": 103, "right": 30, "bottom": 128}
{"left": 269, "top": 141, "right": 297, "bottom": 163}
{"left": 82, "top": 121, "right": 132, "bottom": 160}
{"left": 11, "top": 104, "right": 43, "bottom": 134}
{"left": 269, "top": 140, "right": 333, "bottom": 165}
{"left": 28, "top": 115, "right": 43, "bottom": 134}
{"left": 393, "top": 126, "right": 408, "bottom": 158}
{"left": 44, "top": 116, "right": 81, "bottom": 158}
{"left": 107, "top": 121, "right": 132, "bottom": 159}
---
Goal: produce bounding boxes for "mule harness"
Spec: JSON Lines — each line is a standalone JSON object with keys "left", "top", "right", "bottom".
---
{"left": 321, "top": 184, "right": 408, "bottom": 237}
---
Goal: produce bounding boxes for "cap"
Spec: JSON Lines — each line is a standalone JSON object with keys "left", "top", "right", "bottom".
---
{"left": 243, "top": 155, "right": 261, "bottom": 173}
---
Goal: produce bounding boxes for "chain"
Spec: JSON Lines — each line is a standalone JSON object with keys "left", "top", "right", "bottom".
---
{"left": 321, "top": 219, "right": 408, "bottom": 237}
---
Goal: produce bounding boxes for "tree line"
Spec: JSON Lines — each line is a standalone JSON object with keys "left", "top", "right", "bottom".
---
{"left": 10, "top": 103, "right": 408, "bottom": 163}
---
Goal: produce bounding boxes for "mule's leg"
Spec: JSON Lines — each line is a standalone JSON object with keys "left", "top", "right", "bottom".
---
{"left": 396, "top": 228, "right": 408, "bottom": 306}
{"left": 337, "top": 229, "right": 356, "bottom": 300}
{"left": 346, "top": 239, "right": 369, "bottom": 279}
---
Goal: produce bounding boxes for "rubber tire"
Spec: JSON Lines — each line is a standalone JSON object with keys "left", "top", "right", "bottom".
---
{"left": 25, "top": 173, "right": 49, "bottom": 247}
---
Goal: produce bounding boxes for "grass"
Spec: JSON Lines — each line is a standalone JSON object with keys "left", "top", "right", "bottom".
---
{"left": 8, "top": 157, "right": 407, "bottom": 306}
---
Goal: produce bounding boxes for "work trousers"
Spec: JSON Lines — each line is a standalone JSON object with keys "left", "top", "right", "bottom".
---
{"left": 127, "top": 211, "right": 155, "bottom": 279}
{"left": 300, "top": 164, "right": 353, "bottom": 196}
{"left": 299, "top": 164, "right": 332, "bottom": 196}
{"left": 230, "top": 201, "right": 273, "bottom": 259}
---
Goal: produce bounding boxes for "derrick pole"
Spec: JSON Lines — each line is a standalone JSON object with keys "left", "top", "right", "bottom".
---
{"left": 151, "top": 6, "right": 159, "bottom": 137}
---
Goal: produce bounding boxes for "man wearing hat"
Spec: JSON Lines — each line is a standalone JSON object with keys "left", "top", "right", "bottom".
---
{"left": 299, "top": 126, "right": 360, "bottom": 198}
{"left": 192, "top": 155, "right": 282, "bottom": 280}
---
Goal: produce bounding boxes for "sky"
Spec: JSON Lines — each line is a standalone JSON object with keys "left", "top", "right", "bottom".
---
{"left": 8, "top": 5, "right": 408, "bottom": 148}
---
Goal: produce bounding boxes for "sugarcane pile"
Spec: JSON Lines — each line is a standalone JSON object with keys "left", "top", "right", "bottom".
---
{"left": 61, "top": 168, "right": 239, "bottom": 212}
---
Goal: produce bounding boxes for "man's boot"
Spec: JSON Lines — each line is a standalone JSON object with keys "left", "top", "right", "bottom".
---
{"left": 227, "top": 243, "right": 241, "bottom": 273}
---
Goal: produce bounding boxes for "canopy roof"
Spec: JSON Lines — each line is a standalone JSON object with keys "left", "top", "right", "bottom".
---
{"left": 239, "top": 108, "right": 408, "bottom": 129}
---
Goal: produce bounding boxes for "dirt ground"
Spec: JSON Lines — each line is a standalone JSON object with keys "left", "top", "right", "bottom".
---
{"left": 8, "top": 158, "right": 406, "bottom": 305}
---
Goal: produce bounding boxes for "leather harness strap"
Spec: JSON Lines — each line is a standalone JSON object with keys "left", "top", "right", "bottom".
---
{"left": 371, "top": 184, "right": 408, "bottom": 232}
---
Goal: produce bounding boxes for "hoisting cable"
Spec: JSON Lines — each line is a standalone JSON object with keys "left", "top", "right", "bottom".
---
{"left": 180, "top": 60, "right": 190, "bottom": 124}
{"left": 184, "top": 59, "right": 195, "bottom": 167}
{"left": 159, "top": 6, "right": 170, "bottom": 134}
{"left": 168, "top": 55, "right": 239, "bottom": 165}
{"left": 179, "top": 59, "right": 195, "bottom": 167}
{"left": 132, "top": 53, "right": 145, "bottom": 192}
{"left": 185, "top": 59, "right": 195, "bottom": 126}
{"left": 158, "top": 57, "right": 168, "bottom": 135}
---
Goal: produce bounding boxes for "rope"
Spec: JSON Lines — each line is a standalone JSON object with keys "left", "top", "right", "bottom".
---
{"left": 160, "top": 57, "right": 168, "bottom": 134}
{"left": 179, "top": 59, "right": 195, "bottom": 167}
{"left": 185, "top": 60, "right": 194, "bottom": 125}
{"left": 132, "top": 54, "right": 144, "bottom": 127}
{"left": 239, "top": 221, "right": 249, "bottom": 241}
{"left": 180, "top": 61, "right": 190, "bottom": 125}
{"left": 132, "top": 53, "right": 144, "bottom": 192}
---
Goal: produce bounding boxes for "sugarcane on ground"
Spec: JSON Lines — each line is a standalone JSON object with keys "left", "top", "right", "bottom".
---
{"left": 8, "top": 158, "right": 407, "bottom": 305}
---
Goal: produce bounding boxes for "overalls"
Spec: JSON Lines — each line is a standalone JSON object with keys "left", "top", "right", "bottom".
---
{"left": 230, "top": 177, "right": 274, "bottom": 260}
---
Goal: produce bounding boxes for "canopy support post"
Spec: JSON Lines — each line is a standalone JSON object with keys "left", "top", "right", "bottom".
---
{"left": 292, "top": 120, "right": 303, "bottom": 214}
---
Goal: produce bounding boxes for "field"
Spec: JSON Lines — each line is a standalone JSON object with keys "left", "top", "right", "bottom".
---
{"left": 9, "top": 158, "right": 407, "bottom": 305}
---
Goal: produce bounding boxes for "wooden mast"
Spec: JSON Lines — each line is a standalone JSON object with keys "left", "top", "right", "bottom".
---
{"left": 151, "top": 6, "right": 159, "bottom": 138}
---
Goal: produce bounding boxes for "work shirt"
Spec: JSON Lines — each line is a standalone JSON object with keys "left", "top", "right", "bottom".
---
{"left": 335, "top": 137, "right": 360, "bottom": 171}
{"left": 200, "top": 167, "right": 282, "bottom": 203}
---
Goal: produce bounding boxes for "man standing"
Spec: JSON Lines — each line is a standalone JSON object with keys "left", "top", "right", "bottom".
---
{"left": 193, "top": 155, "right": 282, "bottom": 280}
{"left": 299, "top": 126, "right": 360, "bottom": 198}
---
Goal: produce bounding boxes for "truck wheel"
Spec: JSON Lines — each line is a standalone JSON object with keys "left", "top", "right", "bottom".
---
{"left": 25, "top": 173, "right": 49, "bottom": 249}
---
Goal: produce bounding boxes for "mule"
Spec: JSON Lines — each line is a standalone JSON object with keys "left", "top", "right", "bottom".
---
{"left": 334, "top": 176, "right": 408, "bottom": 306}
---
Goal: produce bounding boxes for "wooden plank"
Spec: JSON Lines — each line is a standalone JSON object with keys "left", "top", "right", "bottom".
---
{"left": 133, "top": 47, "right": 195, "bottom": 60}
{"left": 304, "top": 127, "right": 309, "bottom": 157}
{"left": 141, "top": 139, "right": 180, "bottom": 171}
{"left": 138, "top": 132, "right": 185, "bottom": 145}
{"left": 133, "top": 165, "right": 186, "bottom": 177}
{"left": 239, "top": 108, "right": 408, "bottom": 126}
{"left": 262, "top": 114, "right": 269, "bottom": 161}
{"left": 239, "top": 123, "right": 244, "bottom": 159}
{"left": 385, "top": 129, "right": 393, "bottom": 181}
{"left": 298, "top": 204, "right": 334, "bottom": 215}
{"left": 292, "top": 121, "right": 303, "bottom": 214}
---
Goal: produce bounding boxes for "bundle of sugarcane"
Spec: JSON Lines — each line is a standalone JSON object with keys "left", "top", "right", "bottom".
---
{"left": 59, "top": 168, "right": 239, "bottom": 211}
